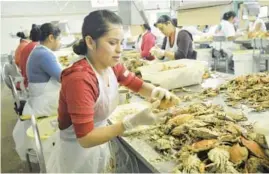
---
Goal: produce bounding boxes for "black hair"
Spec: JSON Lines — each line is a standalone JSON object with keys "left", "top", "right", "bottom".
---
{"left": 172, "top": 18, "right": 178, "bottom": 27}
{"left": 30, "top": 24, "right": 41, "bottom": 42}
{"left": 265, "top": 22, "right": 269, "bottom": 31}
{"left": 73, "top": 10, "right": 122, "bottom": 55}
{"left": 39, "top": 23, "right": 61, "bottom": 42}
{"left": 154, "top": 15, "right": 172, "bottom": 27}
{"left": 222, "top": 11, "right": 236, "bottom": 21}
{"left": 142, "top": 23, "right": 151, "bottom": 31}
{"left": 16, "top": 32, "right": 26, "bottom": 39}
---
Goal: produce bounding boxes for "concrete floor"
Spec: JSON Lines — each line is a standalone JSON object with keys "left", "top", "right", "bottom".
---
{"left": 1, "top": 83, "right": 39, "bottom": 173}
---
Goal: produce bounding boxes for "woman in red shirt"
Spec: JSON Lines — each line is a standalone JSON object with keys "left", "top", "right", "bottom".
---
{"left": 137, "top": 24, "right": 156, "bottom": 60}
{"left": 47, "top": 10, "right": 178, "bottom": 173}
{"left": 19, "top": 24, "right": 41, "bottom": 88}
{"left": 14, "top": 31, "right": 29, "bottom": 66}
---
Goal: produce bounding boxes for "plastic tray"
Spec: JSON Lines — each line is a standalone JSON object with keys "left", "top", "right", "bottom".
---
{"left": 26, "top": 116, "right": 58, "bottom": 140}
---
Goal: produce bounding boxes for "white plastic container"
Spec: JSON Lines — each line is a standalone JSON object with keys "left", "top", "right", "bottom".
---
{"left": 138, "top": 59, "right": 207, "bottom": 90}
{"left": 232, "top": 50, "right": 258, "bottom": 76}
{"left": 195, "top": 49, "right": 212, "bottom": 67}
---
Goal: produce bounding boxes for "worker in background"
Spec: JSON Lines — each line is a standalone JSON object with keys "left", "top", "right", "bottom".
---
{"left": 248, "top": 15, "right": 267, "bottom": 37}
{"left": 46, "top": 10, "right": 178, "bottom": 173}
{"left": 215, "top": 11, "right": 243, "bottom": 70}
{"left": 135, "top": 24, "right": 156, "bottom": 60}
{"left": 22, "top": 23, "right": 62, "bottom": 116}
{"left": 12, "top": 23, "right": 62, "bottom": 163}
{"left": 19, "top": 24, "right": 41, "bottom": 88}
{"left": 215, "top": 11, "right": 242, "bottom": 41}
{"left": 14, "top": 30, "right": 29, "bottom": 67}
{"left": 150, "top": 15, "right": 196, "bottom": 61}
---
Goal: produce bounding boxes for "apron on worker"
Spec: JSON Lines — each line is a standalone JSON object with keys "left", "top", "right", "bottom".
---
{"left": 46, "top": 59, "right": 138, "bottom": 173}
{"left": 164, "top": 28, "right": 180, "bottom": 61}
{"left": 13, "top": 45, "right": 61, "bottom": 162}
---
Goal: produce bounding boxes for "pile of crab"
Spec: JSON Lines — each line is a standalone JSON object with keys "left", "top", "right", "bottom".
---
{"left": 120, "top": 51, "right": 148, "bottom": 75}
{"left": 220, "top": 72, "right": 269, "bottom": 111}
{"left": 142, "top": 103, "right": 269, "bottom": 173}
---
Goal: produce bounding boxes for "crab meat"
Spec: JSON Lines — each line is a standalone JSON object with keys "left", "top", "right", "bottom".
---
{"left": 229, "top": 143, "right": 248, "bottom": 164}
{"left": 167, "top": 114, "right": 194, "bottom": 126}
{"left": 208, "top": 147, "right": 238, "bottom": 173}
{"left": 241, "top": 136, "right": 267, "bottom": 159}
{"left": 189, "top": 127, "right": 219, "bottom": 139}
{"left": 190, "top": 139, "right": 218, "bottom": 152}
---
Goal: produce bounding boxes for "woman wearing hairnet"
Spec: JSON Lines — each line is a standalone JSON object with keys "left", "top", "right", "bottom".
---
{"left": 46, "top": 10, "right": 179, "bottom": 173}
{"left": 150, "top": 15, "right": 197, "bottom": 61}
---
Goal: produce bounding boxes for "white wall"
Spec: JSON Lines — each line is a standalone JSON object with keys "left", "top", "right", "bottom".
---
{"left": 1, "top": 1, "right": 117, "bottom": 55}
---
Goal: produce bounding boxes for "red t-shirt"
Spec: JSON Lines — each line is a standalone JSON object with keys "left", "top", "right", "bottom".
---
{"left": 15, "top": 40, "right": 29, "bottom": 67}
{"left": 19, "top": 42, "right": 39, "bottom": 88}
{"left": 58, "top": 58, "right": 143, "bottom": 138}
{"left": 140, "top": 31, "right": 156, "bottom": 61}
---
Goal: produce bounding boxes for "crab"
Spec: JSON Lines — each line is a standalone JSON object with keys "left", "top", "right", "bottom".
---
{"left": 171, "top": 120, "right": 209, "bottom": 136}
{"left": 240, "top": 136, "right": 267, "bottom": 159}
{"left": 247, "top": 132, "right": 269, "bottom": 149}
{"left": 229, "top": 143, "right": 249, "bottom": 165}
{"left": 167, "top": 114, "right": 194, "bottom": 126}
{"left": 190, "top": 139, "right": 219, "bottom": 152}
{"left": 189, "top": 127, "right": 220, "bottom": 139}
{"left": 177, "top": 152, "right": 205, "bottom": 173}
{"left": 207, "top": 147, "right": 239, "bottom": 173}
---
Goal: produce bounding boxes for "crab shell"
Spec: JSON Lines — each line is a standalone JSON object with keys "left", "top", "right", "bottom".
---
{"left": 229, "top": 143, "right": 249, "bottom": 164}
{"left": 190, "top": 139, "right": 218, "bottom": 152}
{"left": 261, "top": 76, "right": 269, "bottom": 83}
{"left": 240, "top": 136, "right": 267, "bottom": 159}
{"left": 167, "top": 114, "right": 194, "bottom": 126}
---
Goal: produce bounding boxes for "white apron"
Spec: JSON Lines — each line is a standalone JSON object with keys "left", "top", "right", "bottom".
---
{"left": 164, "top": 28, "right": 180, "bottom": 61}
{"left": 46, "top": 60, "right": 138, "bottom": 173}
{"left": 13, "top": 45, "right": 61, "bottom": 162}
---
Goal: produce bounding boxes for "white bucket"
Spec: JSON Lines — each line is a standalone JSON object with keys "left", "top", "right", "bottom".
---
{"left": 196, "top": 49, "right": 212, "bottom": 67}
{"left": 233, "top": 50, "right": 257, "bottom": 76}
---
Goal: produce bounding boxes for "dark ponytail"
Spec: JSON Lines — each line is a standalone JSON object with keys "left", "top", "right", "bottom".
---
{"left": 73, "top": 10, "right": 122, "bottom": 55}
{"left": 16, "top": 32, "right": 26, "bottom": 39}
{"left": 39, "top": 23, "right": 61, "bottom": 42}
{"left": 223, "top": 11, "right": 236, "bottom": 21}
{"left": 73, "top": 39, "right": 87, "bottom": 55}
{"left": 30, "top": 24, "right": 41, "bottom": 42}
{"left": 142, "top": 23, "right": 151, "bottom": 31}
